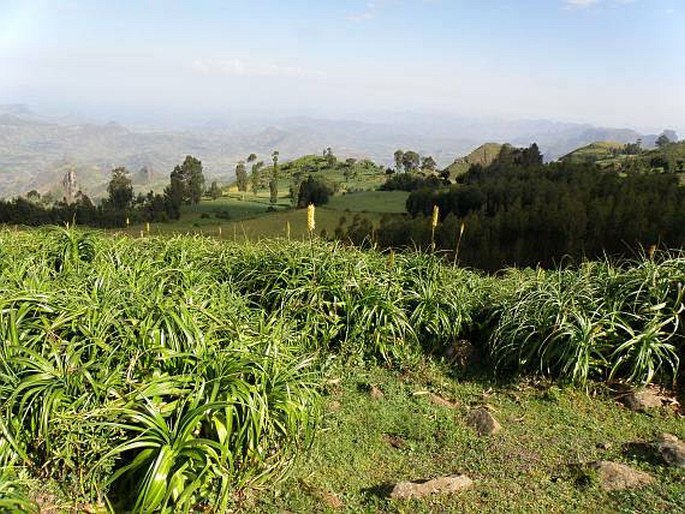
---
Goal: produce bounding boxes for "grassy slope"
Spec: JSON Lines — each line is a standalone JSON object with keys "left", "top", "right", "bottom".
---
{"left": 560, "top": 141, "right": 685, "bottom": 177}
{"left": 119, "top": 190, "right": 408, "bottom": 240}
{"left": 2, "top": 233, "right": 684, "bottom": 512}
{"left": 325, "top": 191, "right": 409, "bottom": 213}
{"left": 559, "top": 142, "right": 626, "bottom": 165}
{"left": 444, "top": 143, "right": 504, "bottom": 179}
{"left": 251, "top": 362, "right": 685, "bottom": 514}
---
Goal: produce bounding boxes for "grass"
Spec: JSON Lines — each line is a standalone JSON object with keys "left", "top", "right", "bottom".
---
{"left": 117, "top": 190, "right": 407, "bottom": 241}
{"left": 324, "top": 191, "right": 409, "bottom": 213}
{"left": 251, "top": 362, "right": 685, "bottom": 513}
{"left": 0, "top": 229, "right": 683, "bottom": 512}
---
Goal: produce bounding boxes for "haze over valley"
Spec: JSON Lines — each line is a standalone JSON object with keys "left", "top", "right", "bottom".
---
{"left": 0, "top": 103, "right": 668, "bottom": 198}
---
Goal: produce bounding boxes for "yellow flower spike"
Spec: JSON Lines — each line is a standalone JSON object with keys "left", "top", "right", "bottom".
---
{"left": 307, "top": 204, "right": 316, "bottom": 233}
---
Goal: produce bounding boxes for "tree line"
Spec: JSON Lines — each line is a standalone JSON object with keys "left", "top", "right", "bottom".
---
{"left": 0, "top": 155, "right": 207, "bottom": 228}
{"left": 334, "top": 143, "right": 685, "bottom": 270}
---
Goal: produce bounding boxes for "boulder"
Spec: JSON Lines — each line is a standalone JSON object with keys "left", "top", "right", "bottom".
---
{"left": 390, "top": 474, "right": 473, "bottom": 499}
{"left": 590, "top": 461, "right": 654, "bottom": 491}
{"left": 618, "top": 386, "right": 669, "bottom": 412}
{"left": 655, "top": 433, "right": 685, "bottom": 468}
{"left": 467, "top": 406, "right": 501, "bottom": 435}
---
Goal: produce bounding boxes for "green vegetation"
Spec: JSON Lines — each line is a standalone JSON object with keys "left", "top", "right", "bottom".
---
{"left": 559, "top": 141, "right": 627, "bottom": 166}
{"left": 326, "top": 191, "right": 409, "bottom": 213}
{"left": 0, "top": 229, "right": 683, "bottom": 512}
{"left": 444, "top": 142, "right": 505, "bottom": 179}
{"left": 253, "top": 362, "right": 684, "bottom": 513}
{"left": 561, "top": 140, "right": 685, "bottom": 175}
{"left": 339, "top": 143, "right": 685, "bottom": 270}
{"left": 279, "top": 153, "right": 388, "bottom": 193}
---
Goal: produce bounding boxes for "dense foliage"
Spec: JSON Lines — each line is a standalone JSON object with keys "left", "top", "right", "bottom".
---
{"left": 0, "top": 156, "right": 207, "bottom": 229}
{"left": 338, "top": 145, "right": 685, "bottom": 270}
{"left": 296, "top": 176, "right": 333, "bottom": 207}
{"left": 1, "top": 230, "right": 683, "bottom": 511}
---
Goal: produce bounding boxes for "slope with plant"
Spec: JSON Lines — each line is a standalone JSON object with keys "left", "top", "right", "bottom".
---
{"left": 0, "top": 229, "right": 683, "bottom": 512}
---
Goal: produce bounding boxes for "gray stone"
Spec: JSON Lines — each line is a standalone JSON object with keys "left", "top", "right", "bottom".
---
{"left": 591, "top": 461, "right": 654, "bottom": 491}
{"left": 390, "top": 474, "right": 473, "bottom": 499}
{"left": 655, "top": 433, "right": 685, "bottom": 468}
{"left": 467, "top": 406, "right": 501, "bottom": 435}
{"left": 618, "top": 387, "right": 668, "bottom": 412}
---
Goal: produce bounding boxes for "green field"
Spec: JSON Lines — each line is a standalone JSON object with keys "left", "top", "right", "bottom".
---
{"left": 1, "top": 230, "right": 683, "bottom": 512}
{"left": 325, "top": 190, "right": 409, "bottom": 213}
{"left": 119, "top": 190, "right": 407, "bottom": 240}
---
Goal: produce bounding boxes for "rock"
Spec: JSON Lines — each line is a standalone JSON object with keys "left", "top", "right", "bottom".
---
{"left": 591, "top": 461, "right": 654, "bottom": 491}
{"left": 428, "top": 392, "right": 460, "bottom": 409}
{"left": 445, "top": 339, "right": 480, "bottom": 370}
{"left": 390, "top": 474, "right": 473, "bottom": 499}
{"left": 655, "top": 433, "right": 685, "bottom": 468}
{"left": 370, "top": 385, "right": 384, "bottom": 400}
{"left": 618, "top": 386, "right": 670, "bottom": 412}
{"left": 466, "top": 406, "right": 501, "bottom": 435}
{"left": 299, "top": 480, "right": 343, "bottom": 509}
{"left": 382, "top": 434, "right": 406, "bottom": 449}
{"left": 321, "top": 491, "right": 343, "bottom": 509}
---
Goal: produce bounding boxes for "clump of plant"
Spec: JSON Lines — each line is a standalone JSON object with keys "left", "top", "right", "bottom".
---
{"left": 489, "top": 255, "right": 684, "bottom": 385}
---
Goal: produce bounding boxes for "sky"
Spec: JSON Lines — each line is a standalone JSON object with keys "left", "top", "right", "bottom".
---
{"left": 1, "top": 0, "right": 683, "bottom": 132}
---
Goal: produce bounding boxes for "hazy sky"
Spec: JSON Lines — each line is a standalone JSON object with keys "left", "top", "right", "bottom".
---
{"left": 1, "top": 0, "right": 683, "bottom": 131}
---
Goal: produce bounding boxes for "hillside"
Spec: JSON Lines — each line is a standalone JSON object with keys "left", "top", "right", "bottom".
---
{"left": 559, "top": 141, "right": 626, "bottom": 165}
{"left": 560, "top": 140, "right": 685, "bottom": 174}
{"left": 0, "top": 104, "right": 664, "bottom": 199}
{"left": 443, "top": 143, "right": 504, "bottom": 179}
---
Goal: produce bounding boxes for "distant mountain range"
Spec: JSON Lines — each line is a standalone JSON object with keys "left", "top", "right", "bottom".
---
{"left": 0, "top": 104, "right": 662, "bottom": 198}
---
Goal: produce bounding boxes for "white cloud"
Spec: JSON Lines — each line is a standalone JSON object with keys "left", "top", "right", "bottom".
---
{"left": 564, "top": 0, "right": 635, "bottom": 8}
{"left": 346, "top": 1, "right": 381, "bottom": 22}
{"left": 565, "top": 0, "right": 601, "bottom": 9}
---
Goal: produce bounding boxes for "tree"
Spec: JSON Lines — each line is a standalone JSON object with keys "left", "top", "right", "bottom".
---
{"left": 208, "top": 181, "right": 221, "bottom": 200}
{"left": 164, "top": 167, "right": 185, "bottom": 219}
{"left": 656, "top": 133, "right": 672, "bottom": 148}
{"left": 324, "top": 147, "right": 337, "bottom": 167}
{"left": 169, "top": 155, "right": 205, "bottom": 205}
{"left": 26, "top": 190, "right": 41, "bottom": 203}
{"left": 297, "top": 176, "right": 332, "bottom": 208}
{"left": 251, "top": 161, "right": 264, "bottom": 195}
{"left": 514, "top": 143, "right": 543, "bottom": 167}
{"left": 185, "top": 156, "right": 205, "bottom": 204}
{"left": 421, "top": 156, "right": 437, "bottom": 174}
{"left": 623, "top": 141, "right": 642, "bottom": 155}
{"left": 269, "top": 177, "right": 278, "bottom": 204}
{"left": 235, "top": 161, "right": 248, "bottom": 192}
{"left": 272, "top": 150, "right": 280, "bottom": 180}
{"left": 107, "top": 167, "right": 133, "bottom": 210}
{"left": 394, "top": 150, "right": 404, "bottom": 172}
{"left": 402, "top": 151, "right": 420, "bottom": 173}
{"left": 247, "top": 153, "right": 257, "bottom": 164}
